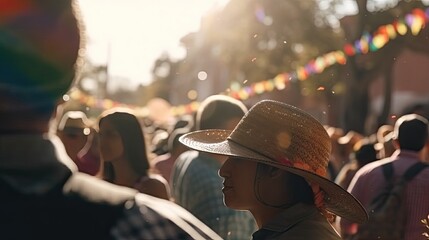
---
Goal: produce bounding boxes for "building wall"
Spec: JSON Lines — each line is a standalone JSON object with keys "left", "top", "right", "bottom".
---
{"left": 368, "top": 48, "right": 429, "bottom": 128}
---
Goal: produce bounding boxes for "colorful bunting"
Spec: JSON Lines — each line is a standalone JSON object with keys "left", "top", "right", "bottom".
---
{"left": 69, "top": 7, "right": 429, "bottom": 116}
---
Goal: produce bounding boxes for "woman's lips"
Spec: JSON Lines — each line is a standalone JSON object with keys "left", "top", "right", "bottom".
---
{"left": 222, "top": 185, "right": 233, "bottom": 192}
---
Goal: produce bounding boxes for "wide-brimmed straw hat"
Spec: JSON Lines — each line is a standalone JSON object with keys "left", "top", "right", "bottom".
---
{"left": 180, "top": 100, "right": 368, "bottom": 224}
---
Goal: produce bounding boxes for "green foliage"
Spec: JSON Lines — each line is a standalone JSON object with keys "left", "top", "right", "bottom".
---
{"left": 198, "top": 0, "right": 343, "bottom": 85}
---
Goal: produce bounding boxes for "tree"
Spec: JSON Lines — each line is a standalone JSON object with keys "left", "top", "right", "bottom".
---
{"left": 339, "top": 0, "right": 429, "bottom": 133}
{"left": 149, "top": 0, "right": 429, "bottom": 132}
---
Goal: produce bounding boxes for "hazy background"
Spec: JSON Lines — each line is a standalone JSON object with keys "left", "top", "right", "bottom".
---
{"left": 78, "top": 0, "right": 230, "bottom": 90}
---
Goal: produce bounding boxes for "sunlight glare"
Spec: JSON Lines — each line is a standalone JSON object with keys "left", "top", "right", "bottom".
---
{"left": 77, "top": 0, "right": 229, "bottom": 89}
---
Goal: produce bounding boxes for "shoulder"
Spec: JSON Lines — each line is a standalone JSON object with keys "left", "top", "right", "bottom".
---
{"left": 135, "top": 175, "right": 170, "bottom": 200}
{"left": 354, "top": 158, "right": 392, "bottom": 180}
{"left": 139, "top": 174, "right": 168, "bottom": 189}
{"left": 268, "top": 213, "right": 341, "bottom": 240}
{"left": 63, "top": 172, "right": 137, "bottom": 205}
{"left": 111, "top": 193, "right": 222, "bottom": 240}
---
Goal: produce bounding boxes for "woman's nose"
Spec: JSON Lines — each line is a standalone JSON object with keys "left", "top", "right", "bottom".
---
{"left": 218, "top": 158, "right": 231, "bottom": 178}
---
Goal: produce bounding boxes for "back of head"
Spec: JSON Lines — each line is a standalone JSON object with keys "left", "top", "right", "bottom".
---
{"left": 99, "top": 109, "right": 149, "bottom": 174}
{"left": 353, "top": 139, "right": 378, "bottom": 166}
{"left": 394, "top": 114, "right": 428, "bottom": 151}
{"left": 196, "top": 95, "right": 248, "bottom": 130}
{"left": 0, "top": 0, "right": 82, "bottom": 119}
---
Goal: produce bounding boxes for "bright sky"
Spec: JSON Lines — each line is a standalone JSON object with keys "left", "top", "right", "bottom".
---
{"left": 77, "top": 0, "right": 229, "bottom": 90}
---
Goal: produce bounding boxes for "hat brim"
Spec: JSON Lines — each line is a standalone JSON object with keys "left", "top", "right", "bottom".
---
{"left": 180, "top": 129, "right": 368, "bottom": 224}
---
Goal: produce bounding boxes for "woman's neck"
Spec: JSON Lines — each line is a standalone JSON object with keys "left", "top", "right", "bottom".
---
{"left": 111, "top": 159, "right": 141, "bottom": 188}
{"left": 249, "top": 205, "right": 282, "bottom": 229}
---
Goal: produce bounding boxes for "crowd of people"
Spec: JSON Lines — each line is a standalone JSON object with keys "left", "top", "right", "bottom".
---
{"left": 1, "top": 0, "right": 429, "bottom": 239}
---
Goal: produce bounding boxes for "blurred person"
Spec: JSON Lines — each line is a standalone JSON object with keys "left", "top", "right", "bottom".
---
{"left": 57, "top": 111, "right": 90, "bottom": 158}
{"left": 0, "top": 1, "right": 221, "bottom": 238}
{"left": 98, "top": 108, "right": 170, "bottom": 200}
{"left": 338, "top": 114, "right": 429, "bottom": 240}
{"left": 171, "top": 95, "right": 257, "bottom": 239}
{"left": 150, "top": 128, "right": 169, "bottom": 156}
{"left": 335, "top": 130, "right": 364, "bottom": 177}
{"left": 179, "top": 100, "right": 368, "bottom": 239}
{"left": 76, "top": 125, "right": 101, "bottom": 176}
{"left": 376, "top": 124, "right": 395, "bottom": 158}
{"left": 335, "top": 138, "right": 378, "bottom": 189}
{"left": 57, "top": 110, "right": 99, "bottom": 175}
{"left": 153, "top": 116, "right": 194, "bottom": 185}
{"left": 325, "top": 126, "right": 345, "bottom": 180}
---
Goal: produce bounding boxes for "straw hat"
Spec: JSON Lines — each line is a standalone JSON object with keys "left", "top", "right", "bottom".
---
{"left": 180, "top": 100, "right": 368, "bottom": 223}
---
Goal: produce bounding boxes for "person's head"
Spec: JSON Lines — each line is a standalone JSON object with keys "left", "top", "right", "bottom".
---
{"left": 352, "top": 139, "right": 378, "bottom": 167}
{"left": 0, "top": 0, "right": 83, "bottom": 131}
{"left": 219, "top": 158, "right": 314, "bottom": 212}
{"left": 98, "top": 108, "right": 149, "bottom": 181}
{"left": 376, "top": 124, "right": 395, "bottom": 158}
{"left": 57, "top": 110, "right": 91, "bottom": 159}
{"left": 180, "top": 100, "right": 368, "bottom": 225}
{"left": 166, "top": 115, "right": 194, "bottom": 155}
{"left": 196, "top": 95, "right": 248, "bottom": 131}
{"left": 337, "top": 130, "right": 364, "bottom": 158}
{"left": 393, "top": 114, "right": 428, "bottom": 152}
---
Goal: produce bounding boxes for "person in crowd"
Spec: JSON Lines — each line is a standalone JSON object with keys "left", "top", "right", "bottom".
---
{"left": 171, "top": 95, "right": 257, "bottom": 239}
{"left": 57, "top": 111, "right": 91, "bottom": 160}
{"left": 337, "top": 131, "right": 364, "bottom": 165}
{"left": 57, "top": 110, "right": 100, "bottom": 175}
{"left": 325, "top": 126, "right": 345, "bottom": 180}
{"left": 338, "top": 114, "right": 429, "bottom": 239}
{"left": 376, "top": 124, "right": 395, "bottom": 158}
{"left": 76, "top": 125, "right": 102, "bottom": 176}
{"left": 335, "top": 138, "right": 379, "bottom": 189}
{"left": 0, "top": 1, "right": 221, "bottom": 238}
{"left": 98, "top": 108, "right": 170, "bottom": 200}
{"left": 179, "top": 100, "right": 368, "bottom": 239}
{"left": 153, "top": 116, "right": 194, "bottom": 185}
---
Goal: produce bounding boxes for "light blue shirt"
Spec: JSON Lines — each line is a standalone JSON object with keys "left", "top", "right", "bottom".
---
{"left": 172, "top": 150, "right": 257, "bottom": 239}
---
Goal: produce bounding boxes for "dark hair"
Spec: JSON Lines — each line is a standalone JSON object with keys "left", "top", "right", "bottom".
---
{"left": 354, "top": 141, "right": 378, "bottom": 166}
{"left": 99, "top": 110, "right": 150, "bottom": 181}
{"left": 196, "top": 95, "right": 247, "bottom": 130}
{"left": 255, "top": 163, "right": 314, "bottom": 208}
{"left": 394, "top": 114, "right": 428, "bottom": 151}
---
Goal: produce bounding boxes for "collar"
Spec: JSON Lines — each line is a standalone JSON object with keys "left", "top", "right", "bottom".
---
{"left": 259, "top": 203, "right": 320, "bottom": 232}
{"left": 0, "top": 133, "right": 77, "bottom": 193}
{"left": 391, "top": 149, "right": 422, "bottom": 161}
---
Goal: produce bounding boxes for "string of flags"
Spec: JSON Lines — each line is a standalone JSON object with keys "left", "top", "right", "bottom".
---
{"left": 68, "top": 7, "right": 429, "bottom": 116}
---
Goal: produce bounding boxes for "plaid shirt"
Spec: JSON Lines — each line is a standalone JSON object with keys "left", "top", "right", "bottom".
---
{"left": 111, "top": 194, "right": 222, "bottom": 239}
{"left": 0, "top": 134, "right": 221, "bottom": 240}
{"left": 171, "top": 151, "right": 257, "bottom": 240}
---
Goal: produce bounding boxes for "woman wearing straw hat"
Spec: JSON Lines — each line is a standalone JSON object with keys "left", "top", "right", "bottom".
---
{"left": 180, "top": 100, "right": 368, "bottom": 239}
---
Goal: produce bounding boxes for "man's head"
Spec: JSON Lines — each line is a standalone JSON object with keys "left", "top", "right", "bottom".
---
{"left": 352, "top": 139, "right": 378, "bottom": 166}
{"left": 0, "top": 0, "right": 83, "bottom": 127}
{"left": 393, "top": 114, "right": 428, "bottom": 152}
{"left": 196, "top": 95, "right": 248, "bottom": 131}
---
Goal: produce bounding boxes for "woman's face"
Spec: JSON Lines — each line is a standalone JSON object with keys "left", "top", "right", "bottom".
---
{"left": 98, "top": 119, "right": 124, "bottom": 162}
{"left": 219, "top": 157, "right": 259, "bottom": 211}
